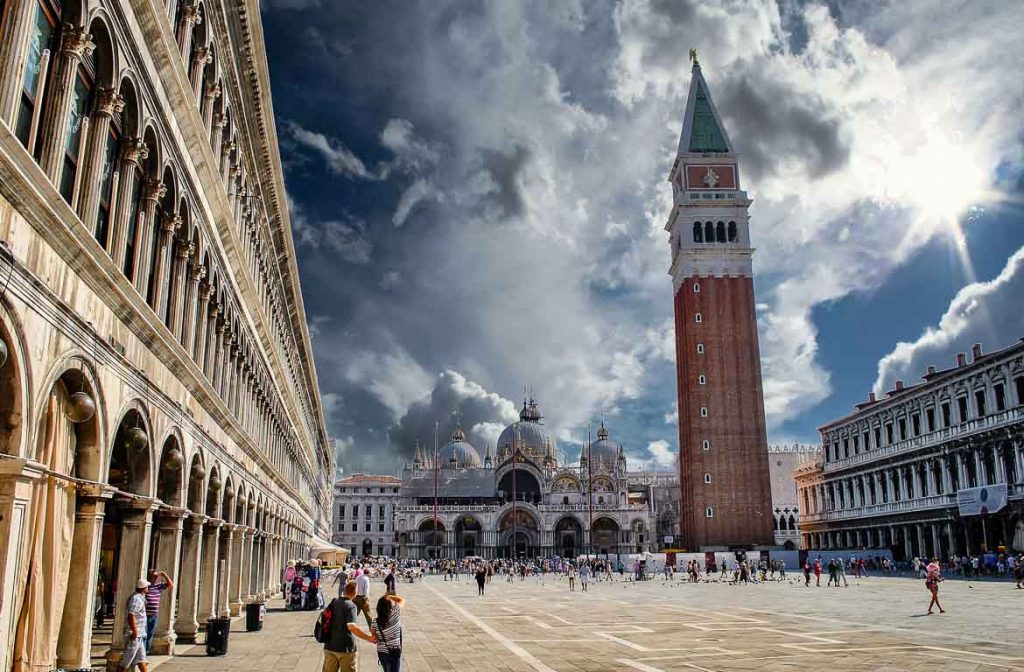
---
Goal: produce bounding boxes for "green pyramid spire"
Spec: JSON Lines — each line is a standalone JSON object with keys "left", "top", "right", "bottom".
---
{"left": 688, "top": 82, "right": 730, "bottom": 153}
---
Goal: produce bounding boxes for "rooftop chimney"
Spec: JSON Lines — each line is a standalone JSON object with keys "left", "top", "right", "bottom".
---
{"left": 868, "top": 392, "right": 876, "bottom": 403}
{"left": 926, "top": 365, "right": 936, "bottom": 376}
{"left": 895, "top": 380, "right": 904, "bottom": 391}
{"left": 971, "top": 343, "right": 983, "bottom": 361}
{"left": 956, "top": 353, "right": 966, "bottom": 367}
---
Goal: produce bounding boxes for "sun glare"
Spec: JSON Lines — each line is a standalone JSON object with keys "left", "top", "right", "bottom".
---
{"left": 902, "top": 132, "right": 987, "bottom": 226}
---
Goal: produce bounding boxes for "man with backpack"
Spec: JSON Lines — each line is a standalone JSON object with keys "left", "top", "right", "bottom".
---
{"left": 319, "top": 581, "right": 375, "bottom": 672}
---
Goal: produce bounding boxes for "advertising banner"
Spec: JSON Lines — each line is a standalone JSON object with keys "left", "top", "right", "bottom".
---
{"left": 957, "top": 484, "right": 1008, "bottom": 516}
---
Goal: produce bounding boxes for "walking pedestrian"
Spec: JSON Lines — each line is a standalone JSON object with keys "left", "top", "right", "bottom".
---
{"left": 567, "top": 565, "right": 577, "bottom": 591}
{"left": 323, "top": 581, "right": 376, "bottom": 672}
{"left": 580, "top": 563, "right": 590, "bottom": 592}
{"left": 143, "top": 570, "right": 172, "bottom": 653}
{"left": 814, "top": 558, "right": 822, "bottom": 587}
{"left": 371, "top": 593, "right": 405, "bottom": 672}
{"left": 354, "top": 567, "right": 373, "bottom": 627}
{"left": 475, "top": 565, "right": 486, "bottom": 596}
{"left": 925, "top": 558, "right": 945, "bottom": 614}
{"left": 837, "top": 558, "right": 849, "bottom": 587}
{"left": 120, "top": 579, "right": 151, "bottom": 671}
{"left": 385, "top": 565, "right": 397, "bottom": 595}
{"left": 803, "top": 560, "right": 811, "bottom": 587}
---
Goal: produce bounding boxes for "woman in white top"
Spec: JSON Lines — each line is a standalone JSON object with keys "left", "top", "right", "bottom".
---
{"left": 371, "top": 593, "right": 405, "bottom": 672}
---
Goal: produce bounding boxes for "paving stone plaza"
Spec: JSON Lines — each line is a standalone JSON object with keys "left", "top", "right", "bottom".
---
{"left": 153, "top": 575, "right": 1023, "bottom": 672}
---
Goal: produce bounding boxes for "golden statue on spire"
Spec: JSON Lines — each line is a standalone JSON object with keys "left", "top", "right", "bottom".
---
{"left": 689, "top": 48, "right": 698, "bottom": 64}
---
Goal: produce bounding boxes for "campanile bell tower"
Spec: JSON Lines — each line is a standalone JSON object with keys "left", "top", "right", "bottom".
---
{"left": 665, "top": 54, "right": 774, "bottom": 549}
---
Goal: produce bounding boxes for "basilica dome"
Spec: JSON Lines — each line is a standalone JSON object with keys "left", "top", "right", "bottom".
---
{"left": 438, "top": 425, "right": 482, "bottom": 468}
{"left": 585, "top": 423, "right": 622, "bottom": 468}
{"left": 497, "top": 399, "right": 555, "bottom": 461}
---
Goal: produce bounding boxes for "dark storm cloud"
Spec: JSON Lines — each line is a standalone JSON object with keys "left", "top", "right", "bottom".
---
{"left": 387, "top": 371, "right": 518, "bottom": 462}
{"left": 719, "top": 72, "right": 850, "bottom": 181}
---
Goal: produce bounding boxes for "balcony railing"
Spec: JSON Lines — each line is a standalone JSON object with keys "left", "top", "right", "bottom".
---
{"left": 824, "top": 407, "right": 1024, "bottom": 473}
{"left": 801, "top": 493, "right": 957, "bottom": 523}
{"left": 397, "top": 503, "right": 649, "bottom": 514}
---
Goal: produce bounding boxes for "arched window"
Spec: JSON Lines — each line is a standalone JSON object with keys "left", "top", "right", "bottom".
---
{"left": 698, "top": 374, "right": 706, "bottom": 385}
{"left": 788, "top": 515, "right": 796, "bottom": 530}
{"left": 562, "top": 496, "right": 568, "bottom": 505}
{"left": 696, "top": 343, "right": 704, "bottom": 354}
{"left": 693, "top": 282, "right": 700, "bottom": 293}
{"left": 702, "top": 439, "right": 710, "bottom": 451}
{"left": 703, "top": 472, "right": 711, "bottom": 484}
{"left": 700, "top": 407, "right": 708, "bottom": 417}
{"left": 705, "top": 507, "right": 713, "bottom": 518}
{"left": 15, "top": 0, "right": 61, "bottom": 153}
{"left": 704, "top": 221, "right": 714, "bottom": 243}
{"left": 692, "top": 222, "right": 703, "bottom": 243}
{"left": 773, "top": 516, "right": 779, "bottom": 530}
{"left": 715, "top": 221, "right": 726, "bottom": 243}
{"left": 694, "top": 313, "right": 702, "bottom": 324}
{"left": 727, "top": 221, "right": 737, "bottom": 242}
{"left": 597, "top": 496, "right": 604, "bottom": 505}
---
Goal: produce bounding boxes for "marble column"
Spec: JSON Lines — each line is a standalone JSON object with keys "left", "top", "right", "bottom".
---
{"left": 78, "top": 87, "right": 125, "bottom": 235}
{"left": 241, "top": 527, "right": 255, "bottom": 600}
{"left": 133, "top": 178, "right": 166, "bottom": 298}
{"left": 173, "top": 515, "right": 206, "bottom": 644}
{"left": 55, "top": 488, "right": 109, "bottom": 669}
{"left": 202, "top": 82, "right": 220, "bottom": 135}
{"left": 150, "top": 510, "right": 185, "bottom": 655}
{"left": 176, "top": 1, "right": 201, "bottom": 61}
{"left": 940, "top": 455, "right": 952, "bottom": 494}
{"left": 211, "top": 317, "right": 227, "bottom": 391}
{"left": 110, "top": 138, "right": 148, "bottom": 267}
{"left": 931, "top": 524, "right": 942, "bottom": 560}
{"left": 150, "top": 212, "right": 182, "bottom": 316}
{"left": 211, "top": 112, "right": 226, "bottom": 156}
{"left": 217, "top": 525, "right": 235, "bottom": 617}
{"left": 180, "top": 260, "right": 204, "bottom": 350}
{"left": 166, "top": 239, "right": 193, "bottom": 340}
{"left": 38, "top": 25, "right": 95, "bottom": 183}
{"left": 107, "top": 501, "right": 156, "bottom": 669}
{"left": 228, "top": 523, "right": 246, "bottom": 615}
{"left": 0, "top": 460, "right": 44, "bottom": 670}
{"left": 916, "top": 525, "right": 926, "bottom": 560}
{"left": 196, "top": 520, "right": 222, "bottom": 622}
{"left": 188, "top": 47, "right": 212, "bottom": 101}
{"left": 194, "top": 282, "right": 212, "bottom": 364}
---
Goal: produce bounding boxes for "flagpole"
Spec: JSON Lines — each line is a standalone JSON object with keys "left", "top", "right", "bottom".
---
{"left": 587, "top": 424, "right": 593, "bottom": 559}
{"left": 512, "top": 424, "right": 518, "bottom": 561}
{"left": 433, "top": 421, "right": 439, "bottom": 559}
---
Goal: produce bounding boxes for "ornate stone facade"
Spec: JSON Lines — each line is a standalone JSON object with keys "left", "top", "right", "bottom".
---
{"left": 391, "top": 400, "right": 673, "bottom": 560}
{"left": 332, "top": 474, "right": 402, "bottom": 557}
{"left": 796, "top": 340, "right": 1024, "bottom": 558}
{"left": 0, "top": 1, "right": 331, "bottom": 670}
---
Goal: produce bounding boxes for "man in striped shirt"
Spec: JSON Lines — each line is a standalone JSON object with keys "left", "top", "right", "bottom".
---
{"left": 144, "top": 570, "right": 173, "bottom": 653}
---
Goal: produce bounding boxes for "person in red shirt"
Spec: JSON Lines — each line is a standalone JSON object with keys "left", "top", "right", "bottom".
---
{"left": 813, "top": 558, "right": 822, "bottom": 587}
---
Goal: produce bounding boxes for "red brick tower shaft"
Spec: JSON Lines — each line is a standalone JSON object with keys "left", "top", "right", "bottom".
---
{"left": 666, "top": 56, "right": 774, "bottom": 549}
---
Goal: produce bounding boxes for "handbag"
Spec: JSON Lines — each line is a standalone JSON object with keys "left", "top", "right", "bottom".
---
{"left": 314, "top": 603, "right": 334, "bottom": 643}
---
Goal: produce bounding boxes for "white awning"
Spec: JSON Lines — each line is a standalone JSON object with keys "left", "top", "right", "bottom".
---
{"left": 309, "top": 534, "right": 346, "bottom": 554}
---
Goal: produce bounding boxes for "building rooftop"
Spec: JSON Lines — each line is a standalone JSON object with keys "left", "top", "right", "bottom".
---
{"left": 336, "top": 474, "right": 402, "bottom": 486}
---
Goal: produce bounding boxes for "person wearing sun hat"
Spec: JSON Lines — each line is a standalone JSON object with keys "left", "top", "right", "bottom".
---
{"left": 120, "top": 579, "right": 150, "bottom": 671}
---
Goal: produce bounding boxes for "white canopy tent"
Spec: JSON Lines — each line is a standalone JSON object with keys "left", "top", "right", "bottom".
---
{"left": 309, "top": 534, "right": 349, "bottom": 565}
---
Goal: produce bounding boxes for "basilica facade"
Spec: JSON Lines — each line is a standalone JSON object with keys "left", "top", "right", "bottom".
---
{"left": 0, "top": 1, "right": 331, "bottom": 670}
{"left": 392, "top": 400, "right": 671, "bottom": 560}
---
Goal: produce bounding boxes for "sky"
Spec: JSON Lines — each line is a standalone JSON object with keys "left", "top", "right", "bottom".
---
{"left": 258, "top": 0, "right": 1024, "bottom": 476}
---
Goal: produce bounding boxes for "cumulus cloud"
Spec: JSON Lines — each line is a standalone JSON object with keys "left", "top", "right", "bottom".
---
{"left": 874, "top": 245, "right": 1024, "bottom": 393}
{"left": 284, "top": 121, "right": 375, "bottom": 179}
{"left": 266, "top": 0, "right": 1024, "bottom": 471}
{"left": 646, "top": 439, "right": 676, "bottom": 469}
{"left": 388, "top": 371, "right": 520, "bottom": 462}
